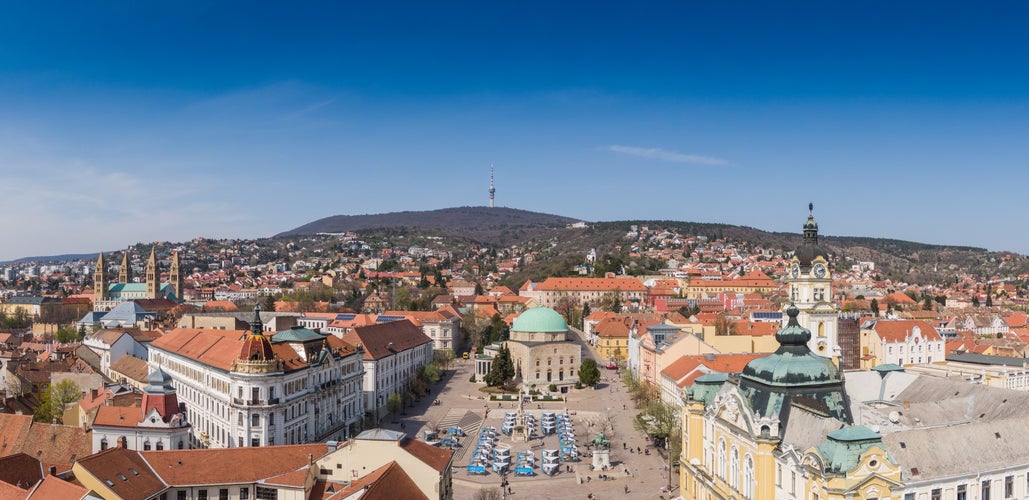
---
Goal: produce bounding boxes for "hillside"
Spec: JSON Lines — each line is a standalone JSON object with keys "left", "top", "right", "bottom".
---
{"left": 277, "top": 206, "right": 581, "bottom": 247}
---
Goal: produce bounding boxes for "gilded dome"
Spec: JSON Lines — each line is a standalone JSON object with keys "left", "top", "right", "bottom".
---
{"left": 511, "top": 307, "right": 568, "bottom": 333}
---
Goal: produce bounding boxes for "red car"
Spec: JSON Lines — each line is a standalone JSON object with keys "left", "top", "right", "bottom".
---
{"left": 605, "top": 363, "right": 618, "bottom": 370}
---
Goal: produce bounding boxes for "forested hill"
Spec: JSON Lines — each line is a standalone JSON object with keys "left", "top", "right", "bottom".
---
{"left": 277, "top": 206, "right": 581, "bottom": 247}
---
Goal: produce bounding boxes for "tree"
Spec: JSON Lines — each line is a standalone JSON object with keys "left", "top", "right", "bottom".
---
{"left": 713, "top": 314, "right": 737, "bottom": 336}
{"left": 434, "top": 350, "right": 455, "bottom": 371}
{"left": 421, "top": 363, "right": 441, "bottom": 385}
{"left": 986, "top": 292, "right": 993, "bottom": 308}
{"left": 578, "top": 358, "right": 601, "bottom": 387}
{"left": 972, "top": 296, "right": 980, "bottom": 308}
{"left": 580, "top": 303, "right": 591, "bottom": 328}
{"left": 922, "top": 296, "right": 933, "bottom": 311}
{"left": 633, "top": 400, "right": 681, "bottom": 492}
{"left": 600, "top": 289, "right": 623, "bottom": 313}
{"left": 870, "top": 298, "right": 880, "bottom": 317}
{"left": 485, "top": 344, "right": 515, "bottom": 387}
{"left": 473, "top": 488, "right": 503, "bottom": 500}
{"left": 34, "top": 379, "right": 81, "bottom": 424}
{"left": 386, "top": 391, "right": 402, "bottom": 420}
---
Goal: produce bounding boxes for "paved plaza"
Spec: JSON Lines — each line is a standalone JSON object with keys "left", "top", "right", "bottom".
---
{"left": 381, "top": 328, "right": 680, "bottom": 500}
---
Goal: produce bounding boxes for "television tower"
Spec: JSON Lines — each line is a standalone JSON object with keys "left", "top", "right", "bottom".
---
{"left": 489, "top": 163, "right": 496, "bottom": 208}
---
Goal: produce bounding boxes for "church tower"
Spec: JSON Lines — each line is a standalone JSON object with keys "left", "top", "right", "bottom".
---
{"left": 169, "top": 251, "right": 182, "bottom": 301}
{"left": 94, "top": 252, "right": 108, "bottom": 302}
{"left": 785, "top": 204, "right": 839, "bottom": 359}
{"left": 145, "top": 247, "right": 159, "bottom": 299}
{"left": 118, "top": 251, "right": 130, "bottom": 284}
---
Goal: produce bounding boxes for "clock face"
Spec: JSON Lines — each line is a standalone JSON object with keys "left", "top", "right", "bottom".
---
{"left": 813, "top": 263, "right": 827, "bottom": 278}
{"left": 791, "top": 264, "right": 800, "bottom": 279}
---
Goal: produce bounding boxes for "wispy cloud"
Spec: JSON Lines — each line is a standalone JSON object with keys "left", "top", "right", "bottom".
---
{"left": 606, "top": 145, "right": 729, "bottom": 166}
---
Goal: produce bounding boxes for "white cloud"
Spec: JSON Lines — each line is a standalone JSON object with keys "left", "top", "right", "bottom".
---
{"left": 606, "top": 145, "right": 729, "bottom": 166}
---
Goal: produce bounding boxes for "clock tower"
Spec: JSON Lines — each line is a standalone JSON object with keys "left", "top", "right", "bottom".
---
{"left": 786, "top": 204, "right": 839, "bottom": 359}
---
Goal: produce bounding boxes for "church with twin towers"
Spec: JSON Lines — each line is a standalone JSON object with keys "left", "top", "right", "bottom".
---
{"left": 93, "top": 247, "right": 182, "bottom": 311}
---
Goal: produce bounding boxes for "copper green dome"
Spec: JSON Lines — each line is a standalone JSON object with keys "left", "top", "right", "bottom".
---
{"left": 742, "top": 305, "right": 840, "bottom": 387}
{"left": 512, "top": 307, "right": 568, "bottom": 333}
{"left": 738, "top": 304, "right": 851, "bottom": 434}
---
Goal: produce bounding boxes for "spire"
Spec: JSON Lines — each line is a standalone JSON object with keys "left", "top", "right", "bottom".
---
{"left": 145, "top": 246, "right": 159, "bottom": 299}
{"left": 803, "top": 203, "right": 819, "bottom": 244}
{"left": 169, "top": 251, "right": 182, "bottom": 302}
{"left": 775, "top": 304, "right": 812, "bottom": 347}
{"left": 118, "top": 251, "right": 130, "bottom": 284}
{"left": 94, "top": 252, "right": 108, "bottom": 302}
{"left": 251, "top": 304, "right": 264, "bottom": 335}
{"left": 489, "top": 162, "right": 496, "bottom": 208}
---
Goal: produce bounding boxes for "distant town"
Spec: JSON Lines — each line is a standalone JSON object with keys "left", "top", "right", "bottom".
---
{"left": 1, "top": 207, "right": 1028, "bottom": 500}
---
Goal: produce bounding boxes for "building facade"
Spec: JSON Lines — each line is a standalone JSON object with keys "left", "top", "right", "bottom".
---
{"left": 148, "top": 307, "right": 365, "bottom": 448}
{"left": 340, "top": 320, "right": 435, "bottom": 421}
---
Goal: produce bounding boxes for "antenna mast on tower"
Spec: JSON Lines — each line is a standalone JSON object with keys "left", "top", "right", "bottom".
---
{"left": 489, "top": 163, "right": 496, "bottom": 208}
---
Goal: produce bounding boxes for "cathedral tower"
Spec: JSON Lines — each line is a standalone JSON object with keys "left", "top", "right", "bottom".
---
{"left": 145, "top": 247, "right": 159, "bottom": 299}
{"left": 94, "top": 252, "right": 108, "bottom": 301}
{"left": 169, "top": 251, "right": 182, "bottom": 301}
{"left": 118, "top": 251, "right": 130, "bottom": 284}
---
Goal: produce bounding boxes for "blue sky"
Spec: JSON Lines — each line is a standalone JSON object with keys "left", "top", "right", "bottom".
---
{"left": 2, "top": 2, "right": 1029, "bottom": 261}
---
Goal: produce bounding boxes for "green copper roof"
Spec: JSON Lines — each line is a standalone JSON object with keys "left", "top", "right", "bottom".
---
{"left": 272, "top": 326, "right": 326, "bottom": 343}
{"left": 871, "top": 364, "right": 905, "bottom": 373}
{"left": 511, "top": 307, "right": 568, "bottom": 333}
{"left": 689, "top": 373, "right": 727, "bottom": 405}
{"left": 738, "top": 304, "right": 851, "bottom": 433}
{"left": 816, "top": 425, "right": 889, "bottom": 474}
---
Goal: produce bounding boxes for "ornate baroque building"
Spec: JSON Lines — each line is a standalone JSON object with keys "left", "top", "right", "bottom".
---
{"left": 148, "top": 306, "right": 365, "bottom": 448}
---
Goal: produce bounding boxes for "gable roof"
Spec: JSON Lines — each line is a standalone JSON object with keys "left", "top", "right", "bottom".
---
{"left": 73, "top": 448, "right": 166, "bottom": 500}
{"left": 141, "top": 444, "right": 328, "bottom": 486}
{"left": 341, "top": 321, "right": 432, "bottom": 361}
{"left": 398, "top": 437, "right": 454, "bottom": 473}
{"left": 869, "top": 320, "right": 942, "bottom": 343}
{"left": 0, "top": 414, "right": 91, "bottom": 476}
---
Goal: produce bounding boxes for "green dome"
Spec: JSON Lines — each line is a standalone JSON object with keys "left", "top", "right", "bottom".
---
{"left": 512, "top": 307, "right": 568, "bottom": 333}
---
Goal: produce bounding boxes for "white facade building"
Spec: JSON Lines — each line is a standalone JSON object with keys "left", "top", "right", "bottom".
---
{"left": 340, "top": 320, "right": 434, "bottom": 421}
{"left": 148, "top": 308, "right": 365, "bottom": 448}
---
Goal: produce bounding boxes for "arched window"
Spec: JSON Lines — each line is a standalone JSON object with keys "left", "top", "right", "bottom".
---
{"left": 743, "top": 455, "right": 755, "bottom": 499}
{"left": 718, "top": 439, "right": 726, "bottom": 479}
{"left": 730, "top": 447, "right": 739, "bottom": 488}
{"left": 156, "top": 441, "right": 164, "bottom": 451}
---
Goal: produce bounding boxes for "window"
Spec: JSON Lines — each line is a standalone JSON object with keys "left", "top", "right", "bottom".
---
{"left": 219, "top": 489, "right": 229, "bottom": 500}
{"left": 252, "top": 413, "right": 260, "bottom": 426}
{"left": 983, "top": 479, "right": 991, "bottom": 500}
{"left": 957, "top": 484, "right": 967, "bottom": 500}
{"left": 178, "top": 492, "right": 187, "bottom": 500}
{"left": 156, "top": 441, "right": 164, "bottom": 450}
{"left": 256, "top": 486, "right": 278, "bottom": 500}
{"left": 240, "top": 487, "right": 250, "bottom": 500}
{"left": 717, "top": 439, "right": 726, "bottom": 479}
{"left": 198, "top": 491, "right": 208, "bottom": 500}
{"left": 1005, "top": 475, "right": 1013, "bottom": 497}
{"left": 730, "top": 447, "right": 739, "bottom": 488}
{"left": 904, "top": 494, "right": 915, "bottom": 500}
{"left": 743, "top": 456, "right": 754, "bottom": 499}
{"left": 931, "top": 489, "right": 941, "bottom": 500}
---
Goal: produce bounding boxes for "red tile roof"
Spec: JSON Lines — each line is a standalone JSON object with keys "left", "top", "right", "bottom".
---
{"left": 870, "top": 320, "right": 941, "bottom": 343}
{"left": 398, "top": 437, "right": 453, "bottom": 473}
{"left": 341, "top": 321, "right": 432, "bottom": 361}
{"left": 25, "top": 475, "right": 89, "bottom": 499}
{"left": 531, "top": 277, "right": 647, "bottom": 292}
{"left": 141, "top": 444, "right": 328, "bottom": 486}
{"left": 73, "top": 448, "right": 166, "bottom": 500}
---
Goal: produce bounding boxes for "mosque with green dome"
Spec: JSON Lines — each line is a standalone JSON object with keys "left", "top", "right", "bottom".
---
{"left": 475, "top": 306, "right": 583, "bottom": 390}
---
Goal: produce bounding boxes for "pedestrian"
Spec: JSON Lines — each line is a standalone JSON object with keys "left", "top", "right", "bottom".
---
{"left": 508, "top": 486, "right": 512, "bottom": 494}
{"left": 624, "top": 485, "right": 629, "bottom": 494}
{"left": 623, "top": 442, "right": 626, "bottom": 450}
